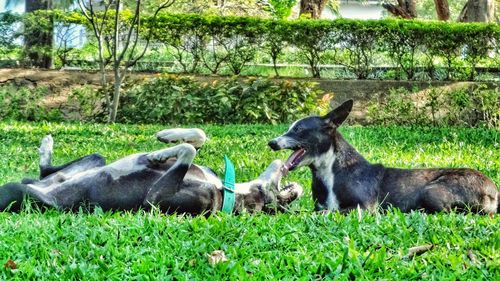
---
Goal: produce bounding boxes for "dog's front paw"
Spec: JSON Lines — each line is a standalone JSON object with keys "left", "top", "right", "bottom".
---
{"left": 147, "top": 152, "right": 168, "bottom": 164}
{"left": 156, "top": 128, "right": 206, "bottom": 148}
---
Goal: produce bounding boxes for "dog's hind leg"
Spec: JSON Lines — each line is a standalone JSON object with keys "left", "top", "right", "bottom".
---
{"left": 144, "top": 143, "right": 196, "bottom": 206}
{"left": 0, "top": 182, "right": 59, "bottom": 211}
{"left": 156, "top": 128, "right": 207, "bottom": 149}
{"left": 418, "top": 184, "right": 489, "bottom": 213}
{"left": 419, "top": 171, "right": 498, "bottom": 214}
{"left": 0, "top": 183, "right": 24, "bottom": 211}
{"left": 39, "top": 135, "right": 54, "bottom": 169}
{"left": 38, "top": 135, "right": 106, "bottom": 179}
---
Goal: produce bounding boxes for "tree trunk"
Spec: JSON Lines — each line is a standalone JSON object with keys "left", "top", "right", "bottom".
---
{"left": 25, "top": 0, "right": 53, "bottom": 68}
{"left": 109, "top": 68, "right": 123, "bottom": 123}
{"left": 299, "top": 0, "right": 328, "bottom": 19}
{"left": 434, "top": 0, "right": 450, "bottom": 20}
{"left": 458, "top": 0, "right": 495, "bottom": 22}
{"left": 382, "top": 0, "right": 417, "bottom": 19}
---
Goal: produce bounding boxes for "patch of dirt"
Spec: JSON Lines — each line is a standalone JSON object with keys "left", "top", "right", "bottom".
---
{"left": 0, "top": 68, "right": 148, "bottom": 111}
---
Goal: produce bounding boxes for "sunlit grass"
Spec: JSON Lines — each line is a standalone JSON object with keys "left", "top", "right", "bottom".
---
{"left": 0, "top": 122, "right": 498, "bottom": 279}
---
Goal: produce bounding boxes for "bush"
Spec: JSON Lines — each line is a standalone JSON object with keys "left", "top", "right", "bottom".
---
{"left": 149, "top": 13, "right": 500, "bottom": 79}
{"left": 118, "top": 75, "right": 325, "bottom": 124}
{"left": 67, "top": 85, "right": 107, "bottom": 122}
{"left": 0, "top": 85, "right": 61, "bottom": 121}
{"left": 366, "top": 84, "right": 499, "bottom": 128}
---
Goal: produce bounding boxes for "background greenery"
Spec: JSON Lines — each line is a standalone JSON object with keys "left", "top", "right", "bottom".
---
{"left": 1, "top": 77, "right": 497, "bottom": 129}
{"left": 1, "top": 11, "right": 499, "bottom": 80}
{"left": 0, "top": 122, "right": 498, "bottom": 279}
{"left": 118, "top": 75, "right": 325, "bottom": 124}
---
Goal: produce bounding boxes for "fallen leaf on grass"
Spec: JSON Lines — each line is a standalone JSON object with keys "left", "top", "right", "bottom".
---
{"left": 4, "top": 259, "right": 17, "bottom": 269}
{"left": 404, "top": 244, "right": 433, "bottom": 259}
{"left": 207, "top": 250, "right": 228, "bottom": 265}
{"left": 467, "top": 249, "right": 479, "bottom": 265}
{"left": 251, "top": 259, "right": 261, "bottom": 266}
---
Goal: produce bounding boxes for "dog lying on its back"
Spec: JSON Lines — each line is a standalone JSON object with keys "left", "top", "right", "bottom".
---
{"left": 0, "top": 128, "right": 303, "bottom": 215}
{"left": 269, "top": 100, "right": 498, "bottom": 214}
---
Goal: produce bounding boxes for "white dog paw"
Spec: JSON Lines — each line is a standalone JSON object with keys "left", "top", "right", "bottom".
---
{"left": 39, "top": 135, "right": 53, "bottom": 153}
{"left": 156, "top": 128, "right": 206, "bottom": 148}
{"left": 39, "top": 135, "right": 53, "bottom": 166}
{"left": 147, "top": 152, "right": 167, "bottom": 164}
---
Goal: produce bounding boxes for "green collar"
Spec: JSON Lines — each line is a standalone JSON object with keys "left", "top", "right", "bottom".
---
{"left": 221, "top": 155, "right": 236, "bottom": 214}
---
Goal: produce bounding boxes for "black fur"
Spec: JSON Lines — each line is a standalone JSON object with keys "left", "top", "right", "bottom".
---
{"left": 270, "top": 100, "right": 498, "bottom": 214}
{"left": 1, "top": 133, "right": 302, "bottom": 215}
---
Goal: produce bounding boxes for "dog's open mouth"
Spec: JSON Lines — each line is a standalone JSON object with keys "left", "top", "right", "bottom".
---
{"left": 283, "top": 148, "right": 306, "bottom": 172}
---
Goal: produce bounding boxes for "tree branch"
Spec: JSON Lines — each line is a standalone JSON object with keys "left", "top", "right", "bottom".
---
{"left": 382, "top": 0, "right": 417, "bottom": 19}
{"left": 127, "top": 0, "right": 175, "bottom": 67}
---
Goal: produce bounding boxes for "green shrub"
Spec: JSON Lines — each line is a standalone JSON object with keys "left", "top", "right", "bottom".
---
{"left": 118, "top": 75, "right": 324, "bottom": 124}
{"left": 67, "top": 85, "right": 107, "bottom": 122}
{"left": 444, "top": 85, "right": 500, "bottom": 128}
{"left": 0, "top": 85, "right": 61, "bottom": 121}
{"left": 367, "top": 87, "right": 427, "bottom": 126}
{"left": 367, "top": 85, "right": 499, "bottom": 128}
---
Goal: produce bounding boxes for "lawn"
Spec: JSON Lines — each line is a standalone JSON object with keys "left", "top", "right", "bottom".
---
{"left": 0, "top": 122, "right": 498, "bottom": 280}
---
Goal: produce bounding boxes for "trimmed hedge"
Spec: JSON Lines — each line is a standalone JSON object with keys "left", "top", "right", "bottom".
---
{"left": 149, "top": 13, "right": 500, "bottom": 79}
{"left": 1, "top": 10, "right": 499, "bottom": 80}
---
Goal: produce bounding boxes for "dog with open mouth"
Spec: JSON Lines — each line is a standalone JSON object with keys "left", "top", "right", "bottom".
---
{"left": 0, "top": 128, "right": 303, "bottom": 215}
{"left": 269, "top": 100, "right": 498, "bottom": 214}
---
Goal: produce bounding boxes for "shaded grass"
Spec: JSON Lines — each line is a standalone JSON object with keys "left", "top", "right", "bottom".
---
{"left": 0, "top": 122, "right": 498, "bottom": 280}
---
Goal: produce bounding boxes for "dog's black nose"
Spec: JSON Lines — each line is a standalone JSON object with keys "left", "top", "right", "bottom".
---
{"left": 268, "top": 139, "right": 281, "bottom": 151}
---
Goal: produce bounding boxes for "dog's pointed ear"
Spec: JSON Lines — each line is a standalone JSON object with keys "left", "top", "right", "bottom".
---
{"left": 323, "top": 99, "right": 353, "bottom": 127}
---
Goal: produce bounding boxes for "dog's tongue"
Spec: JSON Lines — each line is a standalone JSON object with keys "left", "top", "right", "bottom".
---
{"left": 283, "top": 148, "right": 306, "bottom": 172}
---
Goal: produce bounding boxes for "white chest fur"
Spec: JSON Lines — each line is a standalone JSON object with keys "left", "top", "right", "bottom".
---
{"left": 314, "top": 147, "right": 339, "bottom": 211}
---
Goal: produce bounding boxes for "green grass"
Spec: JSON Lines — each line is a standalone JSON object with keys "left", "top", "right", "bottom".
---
{"left": 0, "top": 122, "right": 498, "bottom": 280}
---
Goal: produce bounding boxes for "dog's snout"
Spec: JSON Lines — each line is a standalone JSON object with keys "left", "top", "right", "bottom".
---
{"left": 268, "top": 139, "right": 281, "bottom": 151}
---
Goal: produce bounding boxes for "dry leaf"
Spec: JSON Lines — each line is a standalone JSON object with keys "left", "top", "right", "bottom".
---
{"left": 4, "top": 259, "right": 17, "bottom": 270}
{"left": 404, "top": 244, "right": 433, "bottom": 259}
{"left": 467, "top": 249, "right": 479, "bottom": 265}
{"left": 251, "top": 259, "right": 261, "bottom": 266}
{"left": 207, "top": 250, "right": 228, "bottom": 265}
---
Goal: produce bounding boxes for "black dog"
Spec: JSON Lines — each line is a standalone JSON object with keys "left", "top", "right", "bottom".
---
{"left": 0, "top": 128, "right": 302, "bottom": 214}
{"left": 269, "top": 100, "right": 498, "bottom": 214}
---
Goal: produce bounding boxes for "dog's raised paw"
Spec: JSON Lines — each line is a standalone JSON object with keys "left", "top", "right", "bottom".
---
{"left": 147, "top": 152, "right": 166, "bottom": 164}
{"left": 39, "top": 135, "right": 53, "bottom": 166}
{"left": 39, "top": 135, "right": 53, "bottom": 153}
{"left": 156, "top": 128, "right": 206, "bottom": 148}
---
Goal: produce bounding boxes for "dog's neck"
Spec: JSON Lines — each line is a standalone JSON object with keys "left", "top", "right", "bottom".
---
{"left": 308, "top": 131, "right": 371, "bottom": 211}
{"left": 331, "top": 131, "right": 368, "bottom": 171}
{"left": 216, "top": 182, "right": 265, "bottom": 213}
{"left": 310, "top": 131, "right": 368, "bottom": 172}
